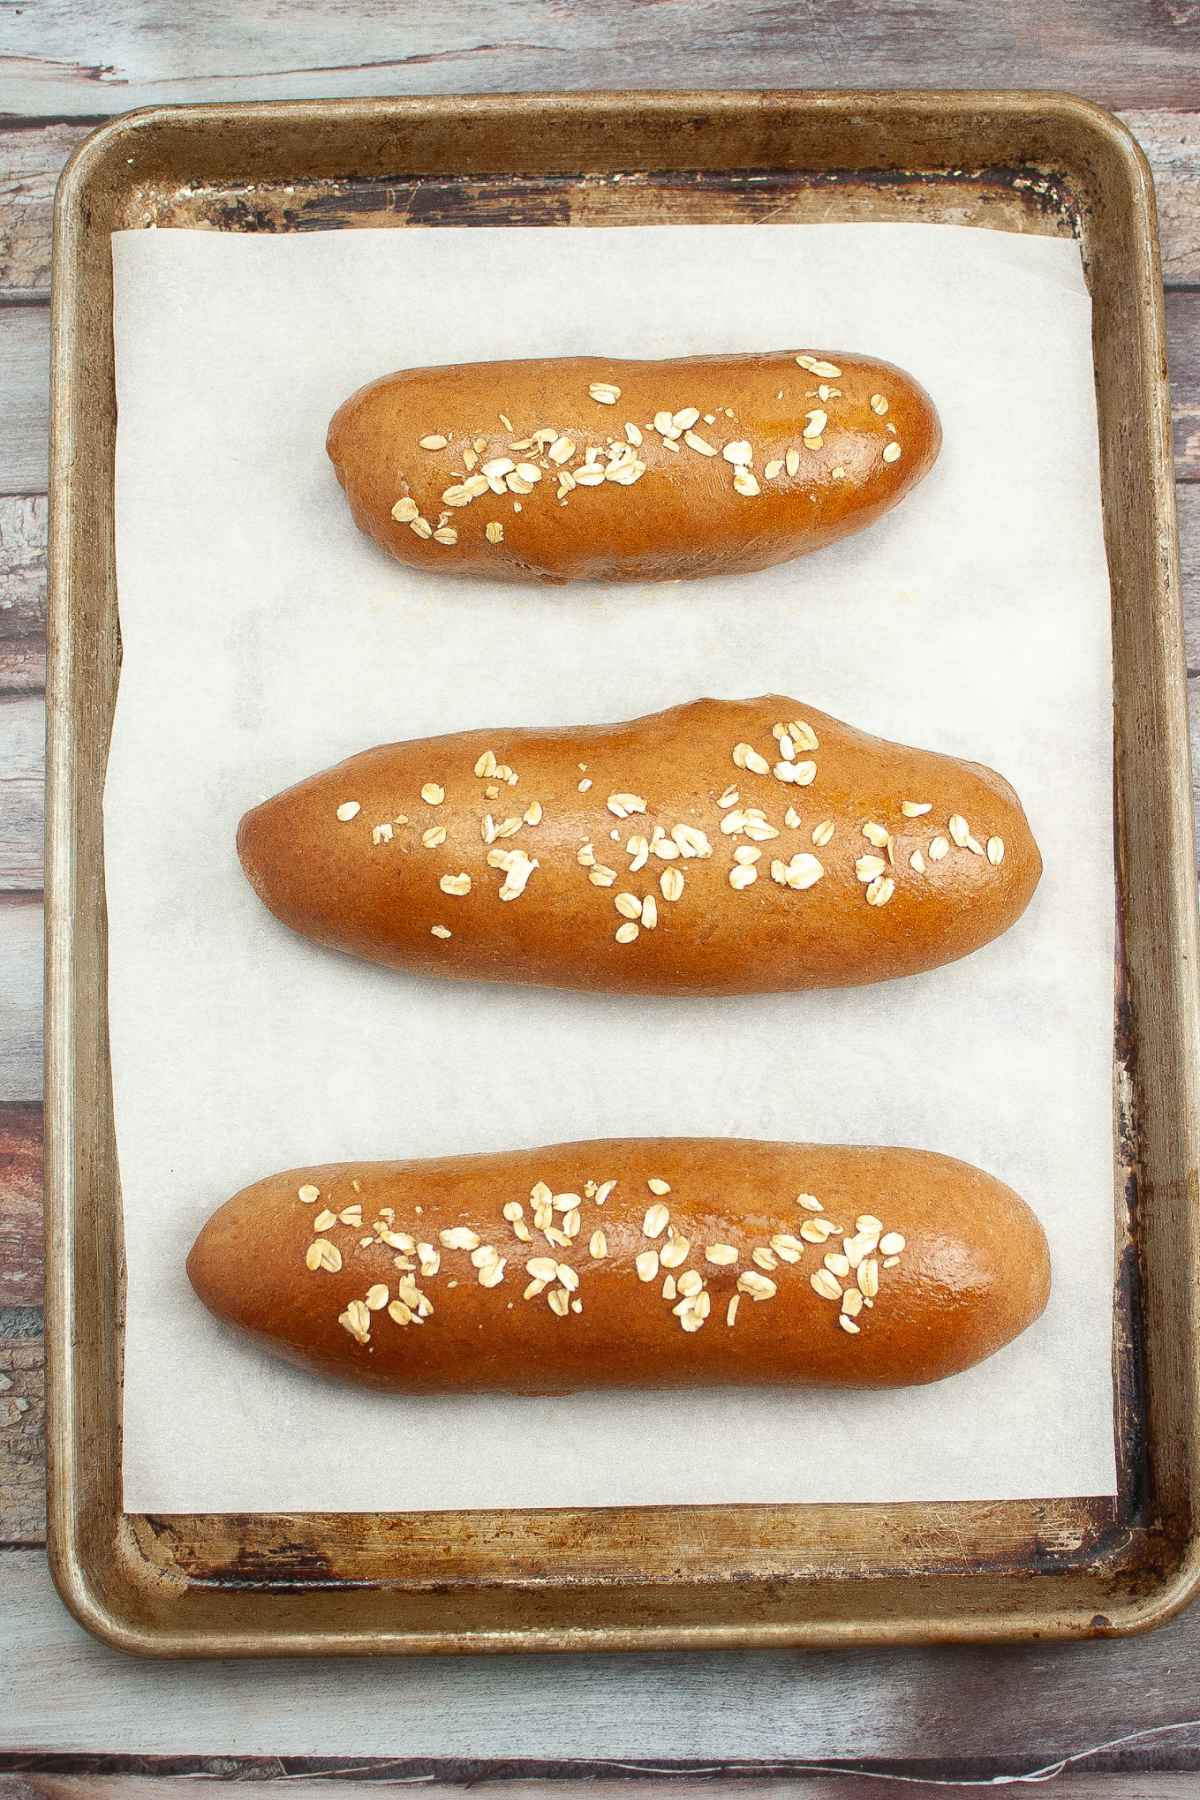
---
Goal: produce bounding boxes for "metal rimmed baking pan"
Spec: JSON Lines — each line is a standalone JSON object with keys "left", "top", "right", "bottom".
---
{"left": 45, "top": 89, "right": 1197, "bottom": 1654}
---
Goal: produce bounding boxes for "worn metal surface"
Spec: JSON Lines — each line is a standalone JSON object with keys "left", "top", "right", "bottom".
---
{"left": 43, "top": 89, "right": 1198, "bottom": 1656}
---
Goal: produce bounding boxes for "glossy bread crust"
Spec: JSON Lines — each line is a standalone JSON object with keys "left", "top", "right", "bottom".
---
{"left": 187, "top": 1139, "right": 1051, "bottom": 1394}
{"left": 326, "top": 350, "right": 940, "bottom": 583}
{"left": 237, "top": 696, "right": 1042, "bottom": 996}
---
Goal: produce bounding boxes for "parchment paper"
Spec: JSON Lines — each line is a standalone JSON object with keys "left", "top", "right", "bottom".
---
{"left": 110, "top": 221, "right": 1116, "bottom": 1511}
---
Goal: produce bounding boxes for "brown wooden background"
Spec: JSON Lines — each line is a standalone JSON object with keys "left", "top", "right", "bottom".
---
{"left": 3, "top": 1, "right": 1200, "bottom": 1790}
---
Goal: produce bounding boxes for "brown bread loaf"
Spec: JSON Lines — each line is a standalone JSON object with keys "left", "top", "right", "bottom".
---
{"left": 326, "top": 349, "right": 940, "bottom": 582}
{"left": 187, "top": 1139, "right": 1051, "bottom": 1393}
{"left": 237, "top": 696, "right": 1041, "bottom": 996}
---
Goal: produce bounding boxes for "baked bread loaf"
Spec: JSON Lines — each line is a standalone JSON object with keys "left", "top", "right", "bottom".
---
{"left": 237, "top": 696, "right": 1041, "bottom": 995}
{"left": 187, "top": 1139, "right": 1050, "bottom": 1393}
{"left": 326, "top": 349, "right": 940, "bottom": 583}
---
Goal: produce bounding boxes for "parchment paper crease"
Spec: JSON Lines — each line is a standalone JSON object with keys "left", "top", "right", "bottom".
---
{"left": 110, "top": 222, "right": 1116, "bottom": 1511}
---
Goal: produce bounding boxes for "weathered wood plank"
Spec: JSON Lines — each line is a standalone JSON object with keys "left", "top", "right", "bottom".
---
{"left": 0, "top": 112, "right": 1198, "bottom": 298}
{"left": 0, "top": 495, "right": 48, "bottom": 693}
{"left": 1179, "top": 485, "right": 1199, "bottom": 670}
{"left": 0, "top": 120, "right": 93, "bottom": 298}
{"left": 0, "top": 1328, "right": 43, "bottom": 1545}
{"left": 0, "top": 308, "right": 48, "bottom": 496}
{"left": 0, "top": 0, "right": 1198, "bottom": 114}
{"left": 0, "top": 639, "right": 45, "bottom": 696}
{"left": 1, "top": 1778, "right": 1199, "bottom": 1797}
{"left": 0, "top": 898, "right": 42, "bottom": 1104}
{"left": 0, "top": 496, "right": 47, "bottom": 635}
{"left": 8, "top": 1542, "right": 1200, "bottom": 1766}
{"left": 0, "top": 1103, "right": 42, "bottom": 1311}
{"left": 0, "top": 698, "right": 43, "bottom": 892}
{"left": 1171, "top": 289, "right": 1200, "bottom": 483}
{"left": 1126, "top": 111, "right": 1200, "bottom": 285}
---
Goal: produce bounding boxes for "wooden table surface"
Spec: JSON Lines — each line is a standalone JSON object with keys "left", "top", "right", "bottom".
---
{"left": 3, "top": 3, "right": 1200, "bottom": 1791}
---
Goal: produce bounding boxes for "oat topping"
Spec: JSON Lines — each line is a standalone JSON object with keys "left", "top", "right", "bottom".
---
{"left": 770, "top": 852, "right": 825, "bottom": 890}
{"left": 357, "top": 706, "right": 1007, "bottom": 978}
{"left": 390, "top": 358, "right": 914, "bottom": 553}
{"left": 305, "top": 1238, "right": 342, "bottom": 1273}
{"left": 795, "top": 353, "right": 842, "bottom": 378}
{"left": 300, "top": 1157, "right": 911, "bottom": 1347}
{"left": 488, "top": 846, "right": 538, "bottom": 900}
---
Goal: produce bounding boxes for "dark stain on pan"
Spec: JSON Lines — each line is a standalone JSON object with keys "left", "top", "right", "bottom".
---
{"left": 156, "top": 163, "right": 1079, "bottom": 240}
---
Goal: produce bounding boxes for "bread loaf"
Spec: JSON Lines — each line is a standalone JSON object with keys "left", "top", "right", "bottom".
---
{"left": 237, "top": 696, "right": 1041, "bottom": 995}
{"left": 326, "top": 350, "right": 940, "bottom": 583}
{"left": 187, "top": 1140, "right": 1050, "bottom": 1392}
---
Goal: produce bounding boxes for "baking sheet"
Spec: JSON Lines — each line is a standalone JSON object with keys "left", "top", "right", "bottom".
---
{"left": 110, "top": 221, "right": 1116, "bottom": 1512}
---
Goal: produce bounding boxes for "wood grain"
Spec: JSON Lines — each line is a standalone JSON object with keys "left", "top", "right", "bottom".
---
{"left": 0, "top": 899, "right": 42, "bottom": 1103}
{"left": 2, "top": 1780, "right": 1200, "bottom": 1798}
{"left": 1170, "top": 288, "right": 1200, "bottom": 481}
{"left": 1, "top": 1, "right": 1198, "bottom": 113}
{"left": 1130, "top": 111, "right": 1200, "bottom": 284}
{"left": 0, "top": 309, "right": 48, "bottom": 496}
{"left": 0, "top": 1103, "right": 41, "bottom": 1310}
{"left": 0, "top": 698, "right": 43, "bottom": 892}
{"left": 0, "top": 1331, "right": 43, "bottom": 1545}
{"left": 1, "top": 496, "right": 47, "bottom": 697}
{"left": 0, "top": 497, "right": 47, "bottom": 633}
{"left": 0, "top": 120, "right": 94, "bottom": 298}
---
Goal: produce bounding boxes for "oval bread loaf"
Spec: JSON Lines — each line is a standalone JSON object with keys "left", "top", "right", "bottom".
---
{"left": 237, "top": 696, "right": 1041, "bottom": 995}
{"left": 187, "top": 1140, "right": 1050, "bottom": 1393}
{"left": 326, "top": 349, "right": 940, "bottom": 583}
